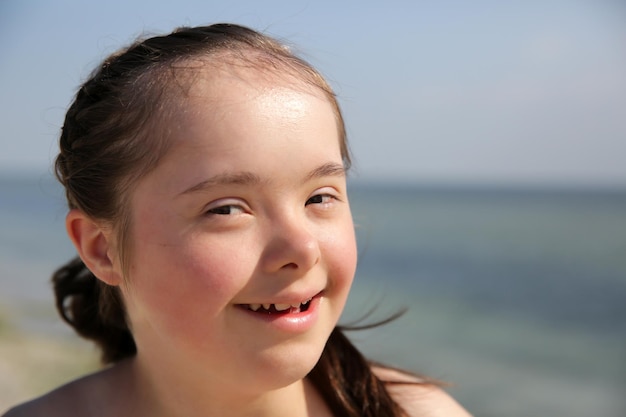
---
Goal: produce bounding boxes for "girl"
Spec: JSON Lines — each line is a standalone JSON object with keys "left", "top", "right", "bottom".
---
{"left": 4, "top": 24, "right": 470, "bottom": 417}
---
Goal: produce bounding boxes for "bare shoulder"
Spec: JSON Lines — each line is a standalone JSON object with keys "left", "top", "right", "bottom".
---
{"left": 387, "top": 383, "right": 473, "bottom": 417}
{"left": 372, "top": 366, "right": 473, "bottom": 417}
{"left": 2, "top": 363, "right": 128, "bottom": 417}
{"left": 2, "top": 380, "right": 86, "bottom": 417}
{"left": 2, "top": 395, "right": 57, "bottom": 417}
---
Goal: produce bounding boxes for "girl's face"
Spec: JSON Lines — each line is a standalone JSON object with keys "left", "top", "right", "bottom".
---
{"left": 118, "top": 68, "right": 357, "bottom": 394}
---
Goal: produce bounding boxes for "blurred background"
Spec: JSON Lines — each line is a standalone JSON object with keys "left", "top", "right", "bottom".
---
{"left": 1, "top": 1, "right": 625, "bottom": 416}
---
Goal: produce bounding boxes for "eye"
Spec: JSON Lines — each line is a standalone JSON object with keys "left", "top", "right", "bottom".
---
{"left": 206, "top": 204, "right": 245, "bottom": 216}
{"left": 305, "top": 194, "right": 336, "bottom": 206}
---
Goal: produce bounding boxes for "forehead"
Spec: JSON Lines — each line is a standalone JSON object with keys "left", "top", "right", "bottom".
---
{"left": 143, "top": 56, "right": 346, "bottom": 179}
{"left": 165, "top": 59, "right": 335, "bottom": 133}
{"left": 137, "top": 63, "right": 344, "bottom": 195}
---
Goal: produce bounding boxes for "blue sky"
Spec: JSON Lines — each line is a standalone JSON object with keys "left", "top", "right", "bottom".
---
{"left": 1, "top": 1, "right": 625, "bottom": 187}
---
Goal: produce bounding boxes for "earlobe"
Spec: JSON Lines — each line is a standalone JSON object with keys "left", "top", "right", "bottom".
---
{"left": 66, "top": 209, "right": 122, "bottom": 286}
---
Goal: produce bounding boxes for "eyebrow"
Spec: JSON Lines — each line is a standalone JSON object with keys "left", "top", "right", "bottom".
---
{"left": 179, "top": 162, "right": 346, "bottom": 196}
{"left": 303, "top": 162, "right": 346, "bottom": 182}
{"left": 180, "top": 171, "right": 262, "bottom": 195}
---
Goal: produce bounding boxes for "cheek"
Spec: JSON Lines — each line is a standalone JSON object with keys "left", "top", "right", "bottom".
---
{"left": 324, "top": 220, "right": 358, "bottom": 291}
{"left": 124, "top": 235, "right": 257, "bottom": 320}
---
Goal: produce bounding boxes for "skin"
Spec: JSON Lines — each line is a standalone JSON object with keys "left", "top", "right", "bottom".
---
{"left": 3, "top": 64, "right": 471, "bottom": 417}
{"left": 114, "top": 71, "right": 356, "bottom": 415}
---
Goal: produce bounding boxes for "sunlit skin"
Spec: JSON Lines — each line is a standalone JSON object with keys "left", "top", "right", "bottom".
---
{"left": 6, "top": 63, "right": 473, "bottom": 417}
{"left": 91, "top": 67, "right": 358, "bottom": 416}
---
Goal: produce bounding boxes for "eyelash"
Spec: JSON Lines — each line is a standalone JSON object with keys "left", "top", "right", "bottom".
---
{"left": 205, "top": 192, "right": 338, "bottom": 217}
{"left": 205, "top": 204, "right": 245, "bottom": 216}
{"left": 305, "top": 193, "right": 337, "bottom": 206}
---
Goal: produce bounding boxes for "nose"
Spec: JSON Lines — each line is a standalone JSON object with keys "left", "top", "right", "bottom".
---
{"left": 259, "top": 215, "right": 321, "bottom": 274}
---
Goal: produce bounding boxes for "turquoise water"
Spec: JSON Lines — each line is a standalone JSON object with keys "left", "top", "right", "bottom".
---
{"left": 2, "top": 175, "right": 625, "bottom": 416}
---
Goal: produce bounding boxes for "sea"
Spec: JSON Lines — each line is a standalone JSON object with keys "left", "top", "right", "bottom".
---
{"left": 1, "top": 173, "right": 625, "bottom": 417}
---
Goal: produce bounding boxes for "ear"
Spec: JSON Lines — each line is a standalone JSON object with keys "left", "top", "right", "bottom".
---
{"left": 66, "top": 209, "right": 123, "bottom": 286}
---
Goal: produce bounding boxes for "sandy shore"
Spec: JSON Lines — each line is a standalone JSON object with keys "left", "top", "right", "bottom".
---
{"left": 0, "top": 312, "right": 99, "bottom": 413}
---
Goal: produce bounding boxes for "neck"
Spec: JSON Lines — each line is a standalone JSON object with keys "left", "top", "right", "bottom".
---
{"left": 121, "top": 355, "right": 330, "bottom": 417}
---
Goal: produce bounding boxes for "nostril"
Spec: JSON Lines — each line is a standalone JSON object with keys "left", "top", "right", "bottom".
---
{"left": 261, "top": 226, "right": 321, "bottom": 273}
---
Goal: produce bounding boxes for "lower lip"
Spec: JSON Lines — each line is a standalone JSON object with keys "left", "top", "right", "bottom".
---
{"left": 238, "top": 293, "right": 322, "bottom": 333}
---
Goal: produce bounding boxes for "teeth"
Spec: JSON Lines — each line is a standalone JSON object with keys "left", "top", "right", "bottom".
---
{"left": 247, "top": 297, "right": 314, "bottom": 312}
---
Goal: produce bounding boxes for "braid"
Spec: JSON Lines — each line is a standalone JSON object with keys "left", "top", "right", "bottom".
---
{"left": 52, "top": 257, "right": 135, "bottom": 363}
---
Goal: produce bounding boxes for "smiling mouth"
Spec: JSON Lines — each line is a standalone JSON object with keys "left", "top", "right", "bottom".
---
{"left": 240, "top": 298, "right": 313, "bottom": 314}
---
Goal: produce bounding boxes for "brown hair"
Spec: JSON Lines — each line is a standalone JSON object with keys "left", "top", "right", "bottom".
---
{"left": 53, "top": 23, "right": 407, "bottom": 416}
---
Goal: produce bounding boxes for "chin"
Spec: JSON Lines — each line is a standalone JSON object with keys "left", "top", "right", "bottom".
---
{"left": 246, "top": 338, "right": 327, "bottom": 391}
